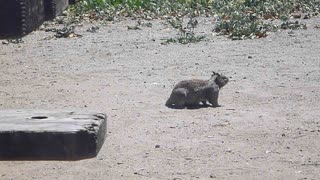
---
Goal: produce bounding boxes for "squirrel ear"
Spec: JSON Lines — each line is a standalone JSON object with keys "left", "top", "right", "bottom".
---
{"left": 212, "top": 71, "right": 216, "bottom": 75}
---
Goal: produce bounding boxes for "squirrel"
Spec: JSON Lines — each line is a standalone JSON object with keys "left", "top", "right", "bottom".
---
{"left": 165, "top": 71, "right": 229, "bottom": 108}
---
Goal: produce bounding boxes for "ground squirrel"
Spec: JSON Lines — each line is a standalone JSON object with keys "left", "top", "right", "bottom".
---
{"left": 166, "top": 72, "right": 229, "bottom": 109}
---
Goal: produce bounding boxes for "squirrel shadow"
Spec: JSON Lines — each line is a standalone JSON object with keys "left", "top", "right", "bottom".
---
{"left": 166, "top": 103, "right": 221, "bottom": 110}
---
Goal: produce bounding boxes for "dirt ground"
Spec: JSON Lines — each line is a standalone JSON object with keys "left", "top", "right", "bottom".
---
{"left": 0, "top": 15, "right": 320, "bottom": 180}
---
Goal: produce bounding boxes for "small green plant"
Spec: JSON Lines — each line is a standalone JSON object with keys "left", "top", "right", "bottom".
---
{"left": 163, "top": 16, "right": 206, "bottom": 44}
{"left": 164, "top": 33, "right": 206, "bottom": 44}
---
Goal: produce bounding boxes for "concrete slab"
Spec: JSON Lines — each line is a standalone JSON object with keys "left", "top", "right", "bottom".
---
{"left": 0, "top": 110, "right": 107, "bottom": 161}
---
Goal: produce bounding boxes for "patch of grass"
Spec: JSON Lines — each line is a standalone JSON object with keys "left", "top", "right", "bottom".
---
{"left": 68, "top": 0, "right": 320, "bottom": 40}
{"left": 217, "top": 2, "right": 284, "bottom": 37}
{"left": 69, "top": 0, "right": 212, "bottom": 20}
{"left": 212, "top": 0, "right": 319, "bottom": 39}
{"left": 213, "top": 10, "right": 266, "bottom": 40}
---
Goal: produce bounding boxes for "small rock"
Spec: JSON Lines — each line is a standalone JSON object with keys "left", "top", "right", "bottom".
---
{"left": 155, "top": 145, "right": 160, "bottom": 148}
{"left": 209, "top": 175, "right": 216, "bottom": 178}
{"left": 291, "top": 13, "right": 301, "bottom": 19}
{"left": 86, "top": 26, "right": 99, "bottom": 33}
{"left": 248, "top": 56, "right": 252, "bottom": 59}
{"left": 2, "top": 41, "right": 9, "bottom": 45}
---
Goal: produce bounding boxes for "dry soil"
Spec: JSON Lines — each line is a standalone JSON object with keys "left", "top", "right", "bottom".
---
{"left": 0, "top": 16, "right": 320, "bottom": 180}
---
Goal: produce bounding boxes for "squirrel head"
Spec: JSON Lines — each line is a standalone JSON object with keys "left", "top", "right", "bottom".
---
{"left": 211, "top": 71, "right": 229, "bottom": 88}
